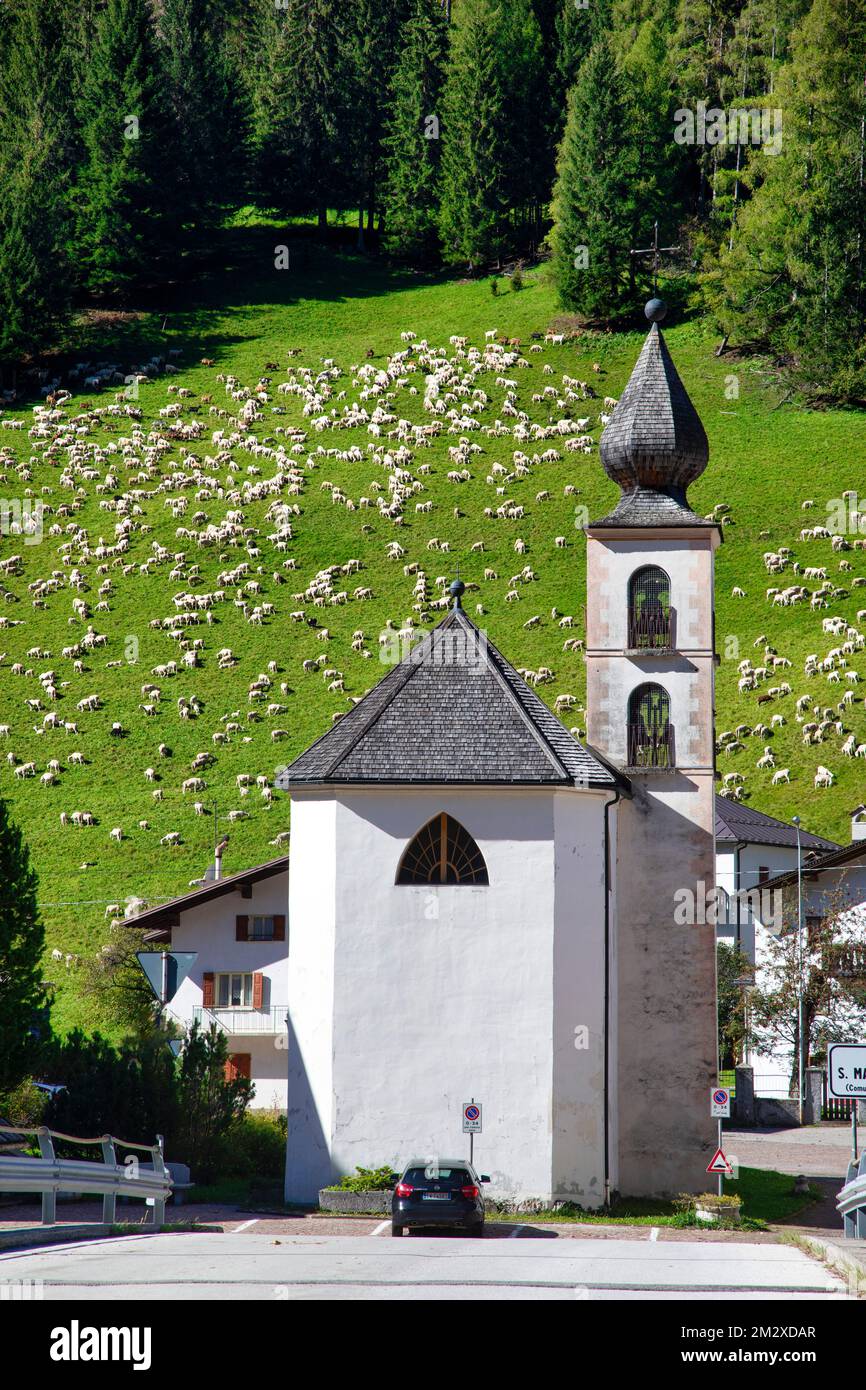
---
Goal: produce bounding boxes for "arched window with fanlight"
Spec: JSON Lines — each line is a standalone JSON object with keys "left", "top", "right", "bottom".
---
{"left": 628, "top": 566, "right": 671, "bottom": 650}
{"left": 396, "top": 813, "right": 489, "bottom": 885}
{"left": 627, "top": 683, "right": 673, "bottom": 768}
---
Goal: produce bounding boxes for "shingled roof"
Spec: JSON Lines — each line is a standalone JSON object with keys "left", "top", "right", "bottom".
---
{"left": 592, "top": 316, "right": 717, "bottom": 529}
{"left": 276, "top": 607, "right": 628, "bottom": 790}
{"left": 714, "top": 794, "right": 839, "bottom": 853}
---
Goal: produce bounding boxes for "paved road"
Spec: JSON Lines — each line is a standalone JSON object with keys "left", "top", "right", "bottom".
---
{"left": 725, "top": 1125, "right": 856, "bottom": 1179}
{"left": 0, "top": 1231, "right": 853, "bottom": 1301}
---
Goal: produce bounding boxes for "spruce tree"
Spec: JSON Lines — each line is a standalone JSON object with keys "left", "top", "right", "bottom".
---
{"left": 438, "top": 0, "right": 510, "bottom": 265}
{"left": 704, "top": 0, "right": 866, "bottom": 399}
{"left": 155, "top": 0, "right": 240, "bottom": 232}
{"left": 0, "top": 798, "right": 46, "bottom": 1096}
{"left": 380, "top": 0, "right": 448, "bottom": 260}
{"left": 0, "top": 0, "right": 76, "bottom": 366}
{"left": 252, "top": 0, "right": 353, "bottom": 228}
{"left": 550, "top": 35, "right": 640, "bottom": 318}
{"left": 74, "top": 0, "right": 167, "bottom": 295}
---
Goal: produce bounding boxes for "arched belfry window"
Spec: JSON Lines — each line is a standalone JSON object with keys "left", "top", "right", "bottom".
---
{"left": 628, "top": 566, "right": 671, "bottom": 650}
{"left": 396, "top": 813, "right": 489, "bottom": 885}
{"left": 627, "top": 683, "right": 673, "bottom": 768}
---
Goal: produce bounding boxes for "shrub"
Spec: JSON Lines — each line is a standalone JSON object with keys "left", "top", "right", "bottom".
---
{"left": 329, "top": 1165, "right": 398, "bottom": 1192}
{"left": 0, "top": 1076, "right": 49, "bottom": 1128}
{"left": 511, "top": 265, "right": 523, "bottom": 291}
{"left": 217, "top": 1109, "right": 286, "bottom": 1179}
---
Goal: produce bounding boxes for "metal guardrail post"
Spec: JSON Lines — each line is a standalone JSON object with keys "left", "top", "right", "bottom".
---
{"left": 101, "top": 1135, "right": 116, "bottom": 1225}
{"left": 36, "top": 1126, "right": 56, "bottom": 1225}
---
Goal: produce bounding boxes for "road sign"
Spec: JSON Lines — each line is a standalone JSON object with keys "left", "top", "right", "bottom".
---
{"left": 707, "top": 1147, "right": 733, "bottom": 1176}
{"left": 136, "top": 951, "right": 198, "bottom": 1004}
{"left": 827, "top": 1042, "right": 866, "bottom": 1099}
{"left": 462, "top": 1102, "right": 482, "bottom": 1134}
{"left": 711, "top": 1087, "right": 731, "bottom": 1118}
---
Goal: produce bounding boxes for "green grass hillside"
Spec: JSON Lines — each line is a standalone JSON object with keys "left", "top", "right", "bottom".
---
{"left": 1, "top": 218, "right": 864, "bottom": 1032}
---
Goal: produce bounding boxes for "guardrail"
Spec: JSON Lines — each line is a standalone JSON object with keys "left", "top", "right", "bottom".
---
{"left": 836, "top": 1152, "right": 866, "bottom": 1239}
{"left": 0, "top": 1125, "right": 171, "bottom": 1228}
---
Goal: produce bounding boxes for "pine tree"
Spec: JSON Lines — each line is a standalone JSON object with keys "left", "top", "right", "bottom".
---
{"left": 380, "top": 0, "right": 448, "bottom": 259}
{"left": 498, "top": 0, "right": 548, "bottom": 243}
{"left": 74, "top": 0, "right": 167, "bottom": 295}
{"left": 438, "top": 0, "right": 510, "bottom": 265}
{"left": 550, "top": 36, "right": 641, "bottom": 318}
{"left": 704, "top": 0, "right": 866, "bottom": 399}
{"left": 0, "top": 0, "right": 76, "bottom": 368}
{"left": 0, "top": 798, "right": 46, "bottom": 1096}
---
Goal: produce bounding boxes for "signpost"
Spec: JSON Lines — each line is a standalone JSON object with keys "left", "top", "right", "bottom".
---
{"left": 462, "top": 1100, "right": 482, "bottom": 1168}
{"left": 827, "top": 1042, "right": 866, "bottom": 1162}
{"left": 710, "top": 1087, "right": 732, "bottom": 1196}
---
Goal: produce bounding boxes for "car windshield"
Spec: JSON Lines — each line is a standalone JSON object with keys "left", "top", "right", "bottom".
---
{"left": 404, "top": 1167, "right": 472, "bottom": 1185}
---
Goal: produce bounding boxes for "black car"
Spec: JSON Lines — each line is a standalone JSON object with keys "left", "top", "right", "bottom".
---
{"left": 391, "top": 1159, "right": 490, "bottom": 1237}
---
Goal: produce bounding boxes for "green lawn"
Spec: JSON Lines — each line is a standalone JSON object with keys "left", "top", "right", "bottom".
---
{"left": 1, "top": 212, "right": 865, "bottom": 1034}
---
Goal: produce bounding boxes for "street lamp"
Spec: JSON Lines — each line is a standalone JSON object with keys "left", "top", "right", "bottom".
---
{"left": 792, "top": 815, "right": 804, "bottom": 1123}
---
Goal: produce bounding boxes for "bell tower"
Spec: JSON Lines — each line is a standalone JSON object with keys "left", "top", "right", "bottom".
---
{"left": 585, "top": 299, "right": 720, "bottom": 1197}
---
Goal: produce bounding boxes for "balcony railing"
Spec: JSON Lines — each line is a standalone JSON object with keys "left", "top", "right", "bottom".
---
{"left": 193, "top": 1005, "right": 288, "bottom": 1035}
{"left": 626, "top": 722, "right": 674, "bottom": 769}
{"left": 627, "top": 608, "right": 672, "bottom": 651}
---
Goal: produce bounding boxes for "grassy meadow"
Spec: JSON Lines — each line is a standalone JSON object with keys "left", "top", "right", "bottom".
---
{"left": 0, "top": 216, "right": 864, "bottom": 1033}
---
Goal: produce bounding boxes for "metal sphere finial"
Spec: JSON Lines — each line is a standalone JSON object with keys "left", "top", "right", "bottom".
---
{"left": 645, "top": 297, "right": 668, "bottom": 323}
{"left": 450, "top": 577, "right": 465, "bottom": 608}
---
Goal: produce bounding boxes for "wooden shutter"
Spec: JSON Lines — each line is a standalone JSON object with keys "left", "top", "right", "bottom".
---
{"left": 225, "top": 1053, "right": 251, "bottom": 1082}
{"left": 252, "top": 972, "right": 264, "bottom": 1009}
{"left": 235, "top": 914, "right": 249, "bottom": 941}
{"left": 202, "top": 972, "right": 215, "bottom": 1007}
{"left": 273, "top": 914, "right": 286, "bottom": 941}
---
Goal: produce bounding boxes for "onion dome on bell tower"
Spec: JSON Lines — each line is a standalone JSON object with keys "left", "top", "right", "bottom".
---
{"left": 592, "top": 299, "right": 713, "bottom": 527}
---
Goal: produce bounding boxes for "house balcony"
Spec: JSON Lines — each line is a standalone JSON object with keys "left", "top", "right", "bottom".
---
{"left": 193, "top": 1005, "right": 288, "bottom": 1036}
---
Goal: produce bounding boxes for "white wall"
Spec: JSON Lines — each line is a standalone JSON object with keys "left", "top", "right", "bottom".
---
{"left": 284, "top": 786, "right": 611, "bottom": 1206}
{"left": 168, "top": 869, "right": 289, "bottom": 1109}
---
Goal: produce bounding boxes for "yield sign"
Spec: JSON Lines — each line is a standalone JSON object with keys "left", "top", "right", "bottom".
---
{"left": 707, "top": 1146, "right": 733, "bottom": 1176}
{"left": 136, "top": 951, "right": 197, "bottom": 1004}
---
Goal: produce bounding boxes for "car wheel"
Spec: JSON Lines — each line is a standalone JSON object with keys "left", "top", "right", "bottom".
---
{"left": 391, "top": 1224, "right": 404, "bottom": 1237}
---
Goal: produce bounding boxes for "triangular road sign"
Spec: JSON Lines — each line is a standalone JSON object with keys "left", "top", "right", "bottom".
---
{"left": 707, "top": 1146, "right": 733, "bottom": 1176}
{"left": 136, "top": 951, "right": 198, "bottom": 1004}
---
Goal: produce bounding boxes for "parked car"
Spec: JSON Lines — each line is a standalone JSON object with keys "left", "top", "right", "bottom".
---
{"left": 391, "top": 1159, "right": 490, "bottom": 1237}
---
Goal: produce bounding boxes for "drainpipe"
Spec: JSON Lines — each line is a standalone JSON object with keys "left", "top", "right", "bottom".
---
{"left": 603, "top": 786, "right": 623, "bottom": 1209}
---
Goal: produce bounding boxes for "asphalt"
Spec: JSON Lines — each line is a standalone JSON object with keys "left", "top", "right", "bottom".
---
{"left": 0, "top": 1231, "right": 854, "bottom": 1301}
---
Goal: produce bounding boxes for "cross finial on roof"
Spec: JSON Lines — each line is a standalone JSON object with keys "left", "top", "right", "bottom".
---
{"left": 629, "top": 220, "right": 680, "bottom": 295}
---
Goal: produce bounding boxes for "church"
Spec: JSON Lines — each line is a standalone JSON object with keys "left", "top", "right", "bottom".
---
{"left": 277, "top": 301, "right": 721, "bottom": 1207}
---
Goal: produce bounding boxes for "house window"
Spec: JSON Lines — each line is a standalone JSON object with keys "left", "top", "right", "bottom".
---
{"left": 758, "top": 866, "right": 770, "bottom": 885}
{"left": 397, "top": 812, "right": 489, "bottom": 885}
{"left": 628, "top": 566, "right": 671, "bottom": 650}
{"left": 627, "top": 683, "right": 673, "bottom": 768}
{"left": 216, "top": 972, "right": 253, "bottom": 1008}
{"left": 236, "top": 914, "right": 285, "bottom": 941}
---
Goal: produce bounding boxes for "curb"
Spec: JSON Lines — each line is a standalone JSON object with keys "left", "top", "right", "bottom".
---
{"left": 0, "top": 1223, "right": 112, "bottom": 1254}
{"left": 794, "top": 1234, "right": 866, "bottom": 1295}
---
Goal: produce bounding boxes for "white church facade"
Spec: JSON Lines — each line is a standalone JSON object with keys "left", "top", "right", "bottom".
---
{"left": 276, "top": 303, "right": 721, "bottom": 1206}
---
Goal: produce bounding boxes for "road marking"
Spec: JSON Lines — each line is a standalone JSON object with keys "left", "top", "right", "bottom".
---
{"left": 371, "top": 1220, "right": 390, "bottom": 1236}
{"left": 232, "top": 1219, "right": 259, "bottom": 1234}
{"left": 508, "top": 1224, "right": 524, "bottom": 1239}
{"left": 649, "top": 1227, "right": 659, "bottom": 1242}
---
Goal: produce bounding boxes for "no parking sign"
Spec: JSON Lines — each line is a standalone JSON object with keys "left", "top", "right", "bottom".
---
{"left": 711, "top": 1087, "right": 731, "bottom": 1118}
{"left": 462, "top": 1102, "right": 482, "bottom": 1134}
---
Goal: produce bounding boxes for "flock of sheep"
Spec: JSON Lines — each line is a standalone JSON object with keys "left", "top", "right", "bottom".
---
{"left": 0, "top": 325, "right": 619, "bottom": 924}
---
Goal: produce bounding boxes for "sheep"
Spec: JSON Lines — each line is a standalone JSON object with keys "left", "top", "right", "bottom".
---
{"left": 109, "top": 827, "right": 123, "bottom": 842}
{"left": 771, "top": 768, "right": 791, "bottom": 785}
{"left": 814, "top": 765, "right": 835, "bottom": 788}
